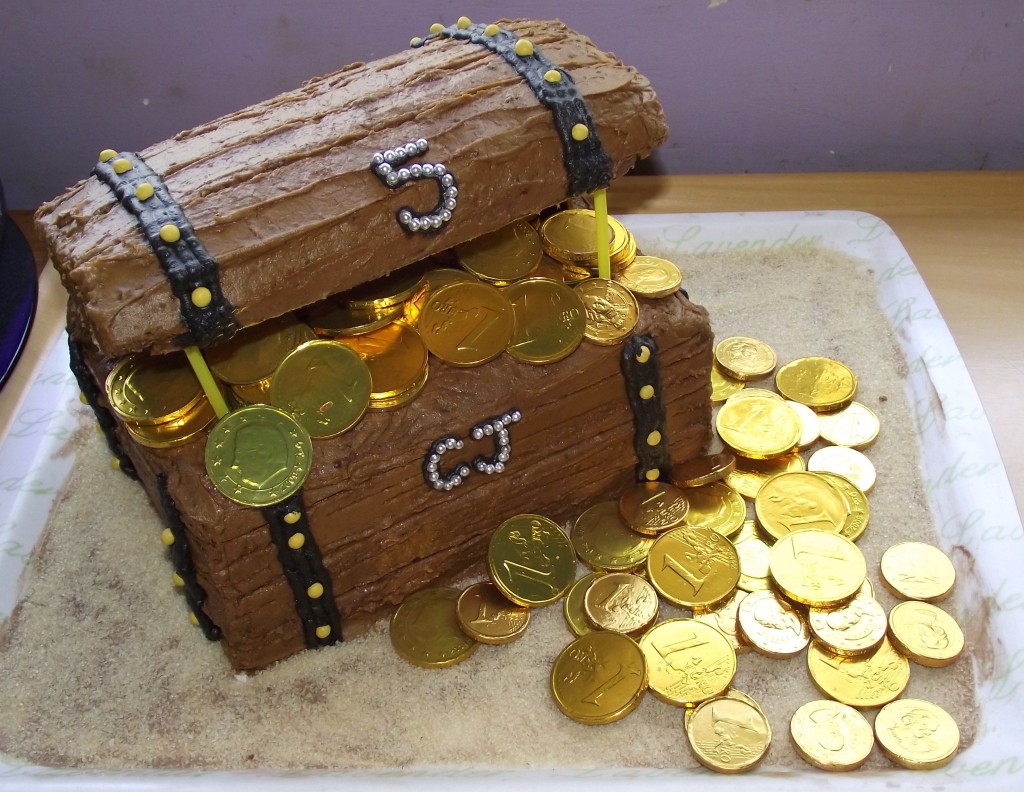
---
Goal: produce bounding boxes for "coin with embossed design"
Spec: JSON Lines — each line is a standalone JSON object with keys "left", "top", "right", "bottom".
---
{"left": 504, "top": 277, "right": 586, "bottom": 364}
{"left": 488, "top": 514, "right": 576, "bottom": 607}
{"left": 694, "top": 588, "right": 749, "bottom": 655}
{"left": 775, "top": 356, "right": 858, "bottom": 412}
{"left": 563, "top": 571, "right": 605, "bottom": 637}
{"left": 336, "top": 321, "right": 427, "bottom": 400}
{"left": 456, "top": 219, "right": 543, "bottom": 285}
{"left": 686, "top": 696, "right": 771, "bottom": 773}
{"left": 673, "top": 452, "right": 736, "bottom": 488}
{"left": 583, "top": 573, "right": 659, "bottom": 635}
{"left": 619, "top": 482, "right": 690, "bottom": 536}
{"left": 206, "top": 314, "right": 316, "bottom": 386}
{"left": 874, "top": 699, "right": 960, "bottom": 769}
{"left": 204, "top": 404, "right": 312, "bottom": 507}
{"left": 887, "top": 600, "right": 964, "bottom": 667}
{"left": 808, "top": 445, "right": 877, "bottom": 492}
{"left": 880, "top": 541, "right": 955, "bottom": 602}
{"left": 737, "top": 589, "right": 810, "bottom": 658}
{"left": 614, "top": 254, "right": 682, "bottom": 299}
{"left": 716, "top": 394, "right": 801, "bottom": 459}
{"left": 754, "top": 471, "right": 851, "bottom": 542}
{"left": 571, "top": 501, "right": 653, "bottom": 572}
{"left": 807, "top": 638, "right": 910, "bottom": 708}
{"left": 725, "top": 452, "right": 805, "bottom": 499}
{"left": 390, "top": 587, "right": 478, "bottom": 668}
{"left": 573, "top": 278, "right": 639, "bottom": 345}
{"left": 808, "top": 594, "right": 887, "bottom": 657}
{"left": 790, "top": 700, "right": 874, "bottom": 771}
{"left": 419, "top": 280, "right": 515, "bottom": 366}
{"left": 646, "top": 526, "right": 739, "bottom": 609}
{"left": 106, "top": 351, "right": 203, "bottom": 426}
{"left": 815, "top": 472, "right": 870, "bottom": 543}
{"left": 682, "top": 481, "right": 746, "bottom": 538}
{"left": 770, "top": 529, "right": 866, "bottom": 607}
{"left": 550, "top": 630, "right": 648, "bottom": 725}
{"left": 714, "top": 336, "right": 777, "bottom": 381}
{"left": 455, "top": 581, "right": 530, "bottom": 645}
{"left": 817, "top": 401, "right": 880, "bottom": 449}
{"left": 710, "top": 365, "right": 745, "bottom": 403}
{"left": 639, "top": 618, "right": 737, "bottom": 707}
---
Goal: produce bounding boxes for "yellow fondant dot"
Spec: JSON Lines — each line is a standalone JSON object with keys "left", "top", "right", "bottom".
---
{"left": 79, "top": 392, "right": 89, "bottom": 405}
{"left": 430, "top": 22, "right": 444, "bottom": 34}
{"left": 307, "top": 582, "right": 325, "bottom": 599}
{"left": 571, "top": 123, "right": 590, "bottom": 142}
{"left": 189, "top": 611, "right": 200, "bottom": 626}
{"left": 647, "top": 430, "right": 662, "bottom": 447}
{"left": 636, "top": 345, "right": 651, "bottom": 363}
{"left": 284, "top": 510, "right": 302, "bottom": 525}
{"left": 159, "top": 224, "right": 181, "bottom": 244}
{"left": 135, "top": 182, "right": 154, "bottom": 201}
{"left": 410, "top": 36, "right": 423, "bottom": 47}
{"left": 456, "top": 16, "right": 471, "bottom": 29}
{"left": 112, "top": 157, "right": 132, "bottom": 174}
{"left": 484, "top": 23, "right": 500, "bottom": 36}
{"left": 640, "top": 384, "right": 655, "bottom": 400}
{"left": 191, "top": 286, "right": 212, "bottom": 308}
{"left": 645, "top": 469, "right": 661, "bottom": 481}
{"left": 315, "top": 625, "right": 332, "bottom": 639}
{"left": 99, "top": 148, "right": 118, "bottom": 162}
{"left": 515, "top": 39, "right": 534, "bottom": 57}
{"left": 161, "top": 528, "right": 175, "bottom": 546}
{"left": 111, "top": 458, "right": 121, "bottom": 471}
{"left": 288, "top": 532, "right": 305, "bottom": 550}
{"left": 544, "top": 69, "right": 562, "bottom": 83}
{"left": 172, "top": 571, "right": 185, "bottom": 587}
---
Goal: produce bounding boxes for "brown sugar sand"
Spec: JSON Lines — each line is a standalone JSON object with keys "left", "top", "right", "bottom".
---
{"left": 0, "top": 243, "right": 980, "bottom": 772}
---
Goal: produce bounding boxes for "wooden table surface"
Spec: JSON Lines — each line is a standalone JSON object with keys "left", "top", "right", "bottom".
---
{"left": 6, "top": 171, "right": 1024, "bottom": 517}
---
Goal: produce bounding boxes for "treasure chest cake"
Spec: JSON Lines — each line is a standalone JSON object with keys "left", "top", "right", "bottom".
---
{"left": 35, "top": 18, "right": 713, "bottom": 671}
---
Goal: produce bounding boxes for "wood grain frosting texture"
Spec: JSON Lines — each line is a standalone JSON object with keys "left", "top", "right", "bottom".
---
{"left": 36, "top": 18, "right": 668, "bottom": 358}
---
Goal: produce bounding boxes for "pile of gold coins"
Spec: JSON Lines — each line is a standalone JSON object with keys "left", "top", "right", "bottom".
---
{"left": 390, "top": 335, "right": 965, "bottom": 774}
{"left": 103, "top": 208, "right": 684, "bottom": 453}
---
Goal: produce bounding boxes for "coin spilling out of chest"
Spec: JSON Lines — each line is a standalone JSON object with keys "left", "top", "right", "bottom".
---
{"left": 390, "top": 587, "right": 479, "bottom": 668}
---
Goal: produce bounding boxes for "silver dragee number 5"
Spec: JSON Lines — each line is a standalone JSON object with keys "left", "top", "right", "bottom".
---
{"left": 370, "top": 138, "right": 459, "bottom": 233}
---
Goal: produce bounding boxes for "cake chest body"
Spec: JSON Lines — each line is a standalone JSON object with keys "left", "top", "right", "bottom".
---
{"left": 37, "top": 19, "right": 713, "bottom": 670}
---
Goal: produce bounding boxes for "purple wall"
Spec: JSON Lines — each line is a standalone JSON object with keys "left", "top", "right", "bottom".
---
{"left": 2, "top": 0, "right": 1022, "bottom": 208}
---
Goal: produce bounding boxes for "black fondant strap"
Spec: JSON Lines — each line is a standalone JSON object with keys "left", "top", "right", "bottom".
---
{"left": 413, "top": 24, "right": 613, "bottom": 195}
{"left": 92, "top": 152, "right": 238, "bottom": 348}
{"left": 621, "top": 335, "right": 672, "bottom": 482}
{"left": 67, "top": 336, "right": 138, "bottom": 480}
{"left": 263, "top": 493, "right": 342, "bottom": 649}
{"left": 155, "top": 473, "right": 222, "bottom": 641}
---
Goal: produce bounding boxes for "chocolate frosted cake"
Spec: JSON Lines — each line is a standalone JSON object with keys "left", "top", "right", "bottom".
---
{"left": 35, "top": 18, "right": 714, "bottom": 671}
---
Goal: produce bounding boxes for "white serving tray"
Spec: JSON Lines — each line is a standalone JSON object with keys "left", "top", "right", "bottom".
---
{"left": 1, "top": 212, "right": 1021, "bottom": 790}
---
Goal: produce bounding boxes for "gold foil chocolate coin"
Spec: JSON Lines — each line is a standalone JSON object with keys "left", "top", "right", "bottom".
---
{"left": 816, "top": 472, "right": 870, "bottom": 543}
{"left": 563, "top": 571, "right": 604, "bottom": 637}
{"left": 714, "top": 336, "right": 777, "bottom": 381}
{"left": 573, "top": 278, "right": 639, "bottom": 345}
{"left": 693, "top": 588, "right": 749, "bottom": 655}
{"left": 887, "top": 600, "right": 964, "bottom": 667}
{"left": 550, "top": 631, "right": 647, "bottom": 725}
{"left": 817, "top": 401, "right": 880, "bottom": 448}
{"left": 455, "top": 581, "right": 530, "bottom": 645}
{"left": 686, "top": 696, "right": 771, "bottom": 773}
{"left": 682, "top": 481, "right": 746, "bottom": 538}
{"left": 736, "top": 589, "right": 810, "bottom": 658}
{"left": 808, "top": 445, "right": 877, "bottom": 492}
{"left": 390, "top": 587, "right": 478, "bottom": 668}
{"left": 874, "top": 699, "right": 960, "bottom": 769}
{"left": 732, "top": 521, "right": 772, "bottom": 592}
{"left": 716, "top": 394, "right": 801, "bottom": 459}
{"left": 775, "top": 356, "right": 858, "bottom": 412}
{"left": 618, "top": 481, "right": 690, "bottom": 536}
{"left": 807, "top": 637, "right": 910, "bottom": 708}
{"left": 419, "top": 280, "right": 515, "bottom": 366}
{"left": 303, "top": 299, "right": 402, "bottom": 338}
{"left": 639, "top": 618, "right": 737, "bottom": 706}
{"left": 571, "top": 501, "right": 653, "bottom": 572}
{"left": 540, "top": 209, "right": 617, "bottom": 265}
{"left": 880, "top": 541, "right": 955, "bottom": 602}
{"left": 401, "top": 268, "right": 475, "bottom": 327}
{"left": 206, "top": 314, "right": 316, "bottom": 386}
{"left": 204, "top": 404, "right": 313, "bottom": 507}
{"left": 583, "top": 573, "right": 659, "bottom": 635}
{"left": 646, "top": 526, "right": 740, "bottom": 609}
{"left": 342, "top": 259, "right": 431, "bottom": 311}
{"left": 672, "top": 452, "right": 736, "bottom": 488}
{"left": 106, "top": 351, "right": 203, "bottom": 425}
{"left": 124, "top": 395, "right": 216, "bottom": 449}
{"left": 754, "top": 471, "right": 851, "bottom": 542}
{"left": 337, "top": 321, "right": 428, "bottom": 400}
{"left": 710, "top": 365, "right": 745, "bottom": 403}
{"left": 786, "top": 400, "right": 821, "bottom": 449}
{"left": 455, "top": 219, "right": 542, "bottom": 285}
{"left": 808, "top": 594, "right": 887, "bottom": 657}
{"left": 725, "top": 452, "right": 805, "bottom": 499}
{"left": 614, "top": 255, "right": 682, "bottom": 298}
{"left": 769, "top": 529, "right": 866, "bottom": 607}
{"left": 504, "top": 277, "right": 586, "bottom": 364}
{"left": 270, "top": 340, "right": 371, "bottom": 439}
{"left": 790, "top": 700, "right": 874, "bottom": 771}
{"left": 488, "top": 514, "right": 576, "bottom": 607}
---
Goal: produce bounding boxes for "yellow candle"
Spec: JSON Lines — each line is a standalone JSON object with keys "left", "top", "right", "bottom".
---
{"left": 594, "top": 188, "right": 611, "bottom": 280}
{"left": 184, "top": 345, "right": 230, "bottom": 418}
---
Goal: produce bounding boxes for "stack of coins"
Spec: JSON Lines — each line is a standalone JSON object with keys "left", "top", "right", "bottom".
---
{"left": 539, "top": 208, "right": 636, "bottom": 278}
{"left": 105, "top": 351, "right": 216, "bottom": 449}
{"left": 388, "top": 332, "right": 965, "bottom": 774}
